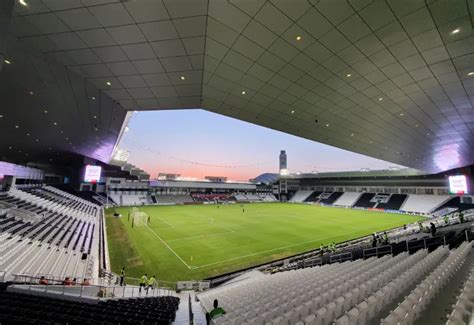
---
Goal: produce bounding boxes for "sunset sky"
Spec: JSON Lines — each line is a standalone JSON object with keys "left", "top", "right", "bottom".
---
{"left": 118, "top": 110, "right": 403, "bottom": 181}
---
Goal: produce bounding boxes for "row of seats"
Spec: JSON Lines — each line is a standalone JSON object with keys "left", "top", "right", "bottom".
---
{"left": 0, "top": 187, "right": 100, "bottom": 281}
{"left": 382, "top": 241, "right": 472, "bottom": 324}
{"left": 335, "top": 246, "right": 448, "bottom": 325}
{"left": 446, "top": 264, "right": 474, "bottom": 324}
{"left": 199, "top": 252, "right": 420, "bottom": 324}
{"left": 0, "top": 289, "right": 180, "bottom": 324}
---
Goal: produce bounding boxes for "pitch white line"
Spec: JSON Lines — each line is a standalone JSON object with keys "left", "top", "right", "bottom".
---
{"left": 191, "top": 222, "right": 404, "bottom": 270}
{"left": 143, "top": 223, "right": 192, "bottom": 270}
{"left": 155, "top": 216, "right": 173, "bottom": 228}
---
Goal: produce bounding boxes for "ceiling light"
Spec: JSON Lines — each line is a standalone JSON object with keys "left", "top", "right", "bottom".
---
{"left": 8, "top": 146, "right": 12, "bottom": 150}
{"left": 29, "top": 91, "right": 34, "bottom": 95}
{"left": 4, "top": 59, "right": 11, "bottom": 64}
{"left": 49, "top": 158, "right": 53, "bottom": 162}
{"left": 468, "top": 72, "right": 474, "bottom": 76}
{"left": 369, "top": 140, "right": 373, "bottom": 144}
{"left": 26, "top": 133, "right": 30, "bottom": 136}
{"left": 378, "top": 97, "right": 383, "bottom": 101}
{"left": 93, "top": 115, "right": 97, "bottom": 119}
{"left": 60, "top": 130, "right": 64, "bottom": 134}
{"left": 426, "top": 133, "right": 430, "bottom": 136}
{"left": 65, "top": 137, "right": 69, "bottom": 140}
{"left": 326, "top": 124, "right": 329, "bottom": 127}
{"left": 95, "top": 128, "right": 98, "bottom": 131}
{"left": 400, "top": 113, "right": 404, "bottom": 116}
{"left": 25, "top": 153, "right": 28, "bottom": 156}
{"left": 415, "top": 124, "right": 419, "bottom": 127}
{"left": 180, "top": 76, "right": 186, "bottom": 80}
{"left": 346, "top": 73, "right": 351, "bottom": 77}
{"left": 91, "top": 96, "right": 96, "bottom": 100}
{"left": 241, "top": 91, "right": 246, "bottom": 95}
{"left": 44, "top": 110, "right": 48, "bottom": 114}
{"left": 106, "top": 81, "right": 111, "bottom": 86}
{"left": 450, "top": 28, "right": 461, "bottom": 35}
{"left": 53, "top": 122, "right": 57, "bottom": 125}
{"left": 0, "top": 115, "right": 3, "bottom": 118}
{"left": 48, "top": 147, "right": 51, "bottom": 150}
{"left": 291, "top": 110, "right": 295, "bottom": 114}
{"left": 15, "top": 125, "right": 19, "bottom": 128}
{"left": 350, "top": 133, "right": 354, "bottom": 137}
{"left": 18, "top": 0, "right": 28, "bottom": 6}
{"left": 35, "top": 139, "right": 39, "bottom": 142}
{"left": 296, "top": 35, "right": 302, "bottom": 41}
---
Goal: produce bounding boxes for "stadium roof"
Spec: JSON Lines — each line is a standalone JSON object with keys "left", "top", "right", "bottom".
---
{"left": 283, "top": 168, "right": 428, "bottom": 179}
{"left": 1, "top": 0, "right": 473, "bottom": 173}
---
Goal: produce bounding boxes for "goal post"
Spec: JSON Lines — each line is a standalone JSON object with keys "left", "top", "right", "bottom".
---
{"left": 131, "top": 207, "right": 148, "bottom": 227}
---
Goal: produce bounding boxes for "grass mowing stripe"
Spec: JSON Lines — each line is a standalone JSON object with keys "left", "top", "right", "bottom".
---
{"left": 191, "top": 221, "right": 406, "bottom": 269}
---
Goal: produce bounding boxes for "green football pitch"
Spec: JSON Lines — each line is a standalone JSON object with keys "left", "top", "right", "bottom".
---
{"left": 105, "top": 203, "right": 424, "bottom": 282}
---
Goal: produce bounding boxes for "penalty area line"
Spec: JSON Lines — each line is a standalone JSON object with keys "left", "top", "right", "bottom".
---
{"left": 143, "top": 223, "right": 192, "bottom": 270}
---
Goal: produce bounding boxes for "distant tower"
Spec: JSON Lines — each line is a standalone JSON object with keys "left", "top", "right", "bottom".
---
{"left": 279, "top": 150, "right": 287, "bottom": 173}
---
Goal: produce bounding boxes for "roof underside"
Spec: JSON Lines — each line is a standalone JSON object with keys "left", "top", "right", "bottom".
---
{"left": 1, "top": 0, "right": 473, "bottom": 172}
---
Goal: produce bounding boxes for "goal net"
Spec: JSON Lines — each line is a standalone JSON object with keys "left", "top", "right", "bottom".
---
{"left": 131, "top": 207, "right": 148, "bottom": 227}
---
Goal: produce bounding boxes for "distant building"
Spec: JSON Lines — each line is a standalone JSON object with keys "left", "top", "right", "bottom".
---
{"left": 279, "top": 150, "right": 288, "bottom": 175}
{"left": 205, "top": 176, "right": 227, "bottom": 182}
{"left": 158, "top": 173, "right": 180, "bottom": 180}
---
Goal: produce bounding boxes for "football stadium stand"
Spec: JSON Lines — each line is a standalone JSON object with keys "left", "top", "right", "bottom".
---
{"left": 304, "top": 191, "right": 323, "bottom": 203}
{"left": 198, "top": 241, "right": 473, "bottom": 325}
{"left": 0, "top": 187, "right": 99, "bottom": 281}
{"left": 401, "top": 195, "right": 452, "bottom": 214}
{"left": 376, "top": 194, "right": 408, "bottom": 211}
{"left": 333, "top": 192, "right": 362, "bottom": 207}
{"left": 290, "top": 190, "right": 314, "bottom": 203}
{"left": 353, "top": 193, "right": 377, "bottom": 208}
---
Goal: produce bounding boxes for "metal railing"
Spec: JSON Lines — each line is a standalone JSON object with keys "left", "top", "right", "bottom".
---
{"left": 363, "top": 244, "right": 393, "bottom": 259}
{"left": 10, "top": 273, "right": 175, "bottom": 299}
{"left": 329, "top": 252, "right": 352, "bottom": 263}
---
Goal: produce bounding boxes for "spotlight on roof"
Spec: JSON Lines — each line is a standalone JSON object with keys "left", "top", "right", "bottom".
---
{"left": 346, "top": 73, "right": 351, "bottom": 77}
{"left": 18, "top": 0, "right": 28, "bottom": 6}
{"left": 468, "top": 72, "right": 474, "bottom": 76}
{"left": 4, "top": 59, "right": 11, "bottom": 64}
{"left": 180, "top": 76, "right": 186, "bottom": 80}
{"left": 296, "top": 35, "right": 302, "bottom": 41}
{"left": 241, "top": 91, "right": 246, "bottom": 95}
{"left": 106, "top": 81, "right": 111, "bottom": 86}
{"left": 450, "top": 28, "right": 461, "bottom": 35}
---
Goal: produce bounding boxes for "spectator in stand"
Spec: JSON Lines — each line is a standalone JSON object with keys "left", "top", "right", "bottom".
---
{"left": 147, "top": 275, "right": 156, "bottom": 294}
{"left": 63, "top": 277, "right": 73, "bottom": 286}
{"left": 39, "top": 276, "right": 48, "bottom": 285}
{"left": 372, "top": 234, "right": 377, "bottom": 248}
{"left": 72, "top": 278, "right": 77, "bottom": 285}
{"left": 418, "top": 222, "right": 424, "bottom": 233}
{"left": 444, "top": 215, "right": 449, "bottom": 225}
{"left": 459, "top": 212, "right": 465, "bottom": 223}
{"left": 82, "top": 278, "right": 91, "bottom": 285}
{"left": 120, "top": 266, "right": 126, "bottom": 286}
{"left": 139, "top": 273, "right": 147, "bottom": 293}
{"left": 383, "top": 232, "right": 389, "bottom": 244}
{"left": 430, "top": 222, "right": 436, "bottom": 237}
{"left": 208, "top": 299, "right": 226, "bottom": 322}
